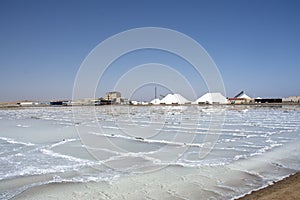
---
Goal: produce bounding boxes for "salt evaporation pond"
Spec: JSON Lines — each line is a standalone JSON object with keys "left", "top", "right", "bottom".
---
{"left": 0, "top": 105, "right": 299, "bottom": 199}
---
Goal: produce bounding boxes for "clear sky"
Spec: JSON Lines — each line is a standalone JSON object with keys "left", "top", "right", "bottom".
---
{"left": 0, "top": 0, "right": 299, "bottom": 102}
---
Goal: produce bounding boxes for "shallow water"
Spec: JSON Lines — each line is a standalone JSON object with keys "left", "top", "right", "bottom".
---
{"left": 0, "top": 105, "right": 299, "bottom": 199}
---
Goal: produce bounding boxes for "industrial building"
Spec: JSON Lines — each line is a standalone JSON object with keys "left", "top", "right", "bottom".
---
{"left": 254, "top": 98, "right": 282, "bottom": 104}
{"left": 282, "top": 96, "right": 300, "bottom": 103}
{"left": 228, "top": 91, "right": 252, "bottom": 104}
{"left": 105, "top": 91, "right": 121, "bottom": 101}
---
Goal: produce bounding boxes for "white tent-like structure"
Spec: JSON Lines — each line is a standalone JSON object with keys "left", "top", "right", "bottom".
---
{"left": 237, "top": 93, "right": 251, "bottom": 99}
{"left": 150, "top": 98, "right": 161, "bottom": 105}
{"left": 194, "top": 92, "right": 228, "bottom": 104}
{"left": 160, "top": 94, "right": 190, "bottom": 105}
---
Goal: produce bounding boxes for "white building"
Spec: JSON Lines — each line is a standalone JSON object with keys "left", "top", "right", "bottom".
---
{"left": 20, "top": 102, "right": 39, "bottom": 106}
{"left": 131, "top": 101, "right": 149, "bottom": 105}
{"left": 283, "top": 96, "right": 300, "bottom": 103}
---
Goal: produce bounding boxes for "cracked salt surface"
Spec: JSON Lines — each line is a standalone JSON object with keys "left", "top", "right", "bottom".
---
{"left": 0, "top": 105, "right": 299, "bottom": 199}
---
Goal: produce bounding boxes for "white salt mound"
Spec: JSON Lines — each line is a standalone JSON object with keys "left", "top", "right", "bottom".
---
{"left": 195, "top": 92, "right": 228, "bottom": 104}
{"left": 160, "top": 94, "right": 190, "bottom": 105}
{"left": 150, "top": 98, "right": 161, "bottom": 105}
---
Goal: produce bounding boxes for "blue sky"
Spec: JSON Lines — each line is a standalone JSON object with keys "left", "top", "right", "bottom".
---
{"left": 0, "top": 0, "right": 299, "bottom": 101}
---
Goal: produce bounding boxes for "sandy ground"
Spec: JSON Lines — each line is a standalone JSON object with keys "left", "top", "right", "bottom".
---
{"left": 12, "top": 167, "right": 300, "bottom": 200}
{"left": 12, "top": 166, "right": 226, "bottom": 200}
{"left": 238, "top": 172, "right": 300, "bottom": 200}
{"left": 13, "top": 171, "right": 300, "bottom": 200}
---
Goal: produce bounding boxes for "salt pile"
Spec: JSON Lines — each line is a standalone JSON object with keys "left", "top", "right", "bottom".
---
{"left": 150, "top": 98, "right": 161, "bottom": 105}
{"left": 160, "top": 94, "right": 190, "bottom": 104}
{"left": 194, "top": 92, "right": 227, "bottom": 104}
{"left": 235, "top": 91, "right": 251, "bottom": 99}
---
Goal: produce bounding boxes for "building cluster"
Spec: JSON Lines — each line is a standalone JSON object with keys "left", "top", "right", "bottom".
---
{"left": 5, "top": 91, "right": 300, "bottom": 108}
{"left": 13, "top": 91, "right": 129, "bottom": 107}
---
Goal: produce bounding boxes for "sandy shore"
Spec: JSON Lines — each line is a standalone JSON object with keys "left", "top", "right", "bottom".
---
{"left": 12, "top": 169, "right": 300, "bottom": 200}
{"left": 238, "top": 172, "right": 300, "bottom": 200}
